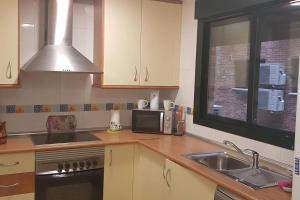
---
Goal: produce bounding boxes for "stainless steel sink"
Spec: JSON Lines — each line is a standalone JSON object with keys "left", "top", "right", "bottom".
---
{"left": 184, "top": 152, "right": 291, "bottom": 189}
{"left": 185, "top": 152, "right": 250, "bottom": 171}
{"left": 223, "top": 167, "right": 290, "bottom": 189}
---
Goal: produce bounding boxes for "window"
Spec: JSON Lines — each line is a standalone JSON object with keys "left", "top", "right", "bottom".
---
{"left": 194, "top": 1, "right": 300, "bottom": 149}
{"left": 207, "top": 18, "right": 250, "bottom": 121}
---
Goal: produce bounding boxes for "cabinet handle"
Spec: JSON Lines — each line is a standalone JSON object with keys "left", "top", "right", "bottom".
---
{"left": 6, "top": 61, "right": 12, "bottom": 79}
{"left": 134, "top": 66, "right": 138, "bottom": 82}
{"left": 144, "top": 67, "right": 149, "bottom": 82}
{"left": 165, "top": 169, "right": 171, "bottom": 188}
{"left": 0, "top": 183, "right": 19, "bottom": 188}
{"left": 0, "top": 162, "right": 20, "bottom": 167}
{"left": 163, "top": 164, "right": 166, "bottom": 179}
{"left": 109, "top": 149, "right": 112, "bottom": 167}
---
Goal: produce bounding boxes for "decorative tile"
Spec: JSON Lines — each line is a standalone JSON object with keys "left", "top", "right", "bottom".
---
{"left": 16, "top": 106, "right": 25, "bottom": 113}
{"left": 127, "top": 103, "right": 135, "bottom": 110}
{"left": 6, "top": 105, "right": 16, "bottom": 113}
{"left": 73, "top": 104, "right": 83, "bottom": 112}
{"left": 68, "top": 105, "right": 77, "bottom": 112}
{"left": 113, "top": 103, "right": 121, "bottom": 110}
{"left": 120, "top": 103, "right": 127, "bottom": 110}
{"left": 52, "top": 104, "right": 60, "bottom": 112}
{"left": 34, "top": 105, "right": 43, "bottom": 113}
{"left": 43, "top": 105, "right": 52, "bottom": 112}
{"left": 23, "top": 105, "right": 34, "bottom": 113}
{"left": 0, "top": 106, "right": 4, "bottom": 113}
{"left": 106, "top": 103, "right": 113, "bottom": 111}
{"left": 0, "top": 103, "right": 189, "bottom": 115}
{"left": 60, "top": 104, "right": 68, "bottom": 112}
{"left": 84, "top": 104, "right": 92, "bottom": 111}
{"left": 187, "top": 107, "right": 192, "bottom": 115}
{"left": 91, "top": 104, "right": 101, "bottom": 111}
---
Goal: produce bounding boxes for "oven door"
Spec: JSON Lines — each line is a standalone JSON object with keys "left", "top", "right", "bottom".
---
{"left": 36, "top": 169, "right": 103, "bottom": 200}
{"left": 132, "top": 110, "right": 164, "bottom": 133}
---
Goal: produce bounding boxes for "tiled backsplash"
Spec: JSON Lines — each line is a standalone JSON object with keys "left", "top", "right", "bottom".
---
{"left": 0, "top": 103, "right": 137, "bottom": 114}
{"left": 0, "top": 103, "right": 193, "bottom": 115}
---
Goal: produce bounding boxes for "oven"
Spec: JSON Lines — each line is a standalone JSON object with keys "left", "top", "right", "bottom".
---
{"left": 35, "top": 147, "right": 104, "bottom": 200}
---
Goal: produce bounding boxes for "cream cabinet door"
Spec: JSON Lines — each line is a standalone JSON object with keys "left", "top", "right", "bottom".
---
{"left": 103, "top": 144, "right": 135, "bottom": 200}
{"left": 133, "top": 145, "right": 168, "bottom": 200}
{"left": 165, "top": 159, "right": 217, "bottom": 200}
{"left": 0, "top": 0, "right": 19, "bottom": 85}
{"left": 140, "top": 0, "right": 181, "bottom": 86}
{"left": 0, "top": 193, "right": 34, "bottom": 200}
{"left": 103, "top": 0, "right": 142, "bottom": 86}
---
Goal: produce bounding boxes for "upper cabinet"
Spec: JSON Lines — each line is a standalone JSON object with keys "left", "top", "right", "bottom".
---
{"left": 95, "top": 0, "right": 182, "bottom": 89}
{"left": 0, "top": 0, "right": 19, "bottom": 87}
{"left": 140, "top": 0, "right": 181, "bottom": 87}
{"left": 102, "top": 0, "right": 142, "bottom": 86}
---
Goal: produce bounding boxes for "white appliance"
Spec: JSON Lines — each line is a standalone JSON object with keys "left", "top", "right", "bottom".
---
{"left": 257, "top": 89, "right": 285, "bottom": 112}
{"left": 259, "top": 63, "right": 286, "bottom": 85}
{"left": 292, "top": 59, "right": 300, "bottom": 200}
{"left": 150, "top": 90, "right": 160, "bottom": 110}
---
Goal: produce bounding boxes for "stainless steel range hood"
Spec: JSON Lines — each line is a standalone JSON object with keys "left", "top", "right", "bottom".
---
{"left": 22, "top": 0, "right": 101, "bottom": 74}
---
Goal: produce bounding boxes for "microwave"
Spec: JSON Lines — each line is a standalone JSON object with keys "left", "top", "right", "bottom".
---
{"left": 132, "top": 109, "right": 175, "bottom": 134}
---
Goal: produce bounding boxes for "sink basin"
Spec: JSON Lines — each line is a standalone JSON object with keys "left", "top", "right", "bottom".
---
{"left": 223, "top": 167, "right": 291, "bottom": 189}
{"left": 185, "top": 152, "right": 250, "bottom": 171}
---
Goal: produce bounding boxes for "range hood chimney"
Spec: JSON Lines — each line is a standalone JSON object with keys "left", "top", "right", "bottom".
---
{"left": 22, "top": 0, "right": 102, "bottom": 73}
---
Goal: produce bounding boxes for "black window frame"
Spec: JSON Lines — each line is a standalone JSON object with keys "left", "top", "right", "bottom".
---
{"left": 194, "top": 0, "right": 296, "bottom": 150}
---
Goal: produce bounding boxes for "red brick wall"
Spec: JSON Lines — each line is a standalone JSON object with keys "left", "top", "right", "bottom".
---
{"left": 208, "top": 39, "right": 299, "bottom": 132}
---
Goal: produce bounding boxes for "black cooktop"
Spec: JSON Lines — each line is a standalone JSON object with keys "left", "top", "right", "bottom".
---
{"left": 31, "top": 131, "right": 100, "bottom": 145}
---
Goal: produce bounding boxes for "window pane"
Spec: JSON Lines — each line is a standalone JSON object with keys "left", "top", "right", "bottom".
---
{"left": 207, "top": 19, "right": 250, "bottom": 121}
{"left": 256, "top": 7, "right": 299, "bottom": 132}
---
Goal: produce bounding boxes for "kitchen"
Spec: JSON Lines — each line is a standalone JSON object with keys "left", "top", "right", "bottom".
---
{"left": 0, "top": 0, "right": 299, "bottom": 200}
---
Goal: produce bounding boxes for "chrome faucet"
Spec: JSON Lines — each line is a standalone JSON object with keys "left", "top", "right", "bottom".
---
{"left": 223, "top": 140, "right": 260, "bottom": 169}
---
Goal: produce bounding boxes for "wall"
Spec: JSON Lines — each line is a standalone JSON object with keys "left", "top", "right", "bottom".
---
{"left": 175, "top": 0, "right": 294, "bottom": 165}
{"left": 0, "top": 0, "right": 175, "bottom": 133}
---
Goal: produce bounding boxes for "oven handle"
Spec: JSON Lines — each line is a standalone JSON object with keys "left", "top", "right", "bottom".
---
{"left": 160, "top": 112, "right": 164, "bottom": 132}
{"left": 36, "top": 169, "right": 103, "bottom": 180}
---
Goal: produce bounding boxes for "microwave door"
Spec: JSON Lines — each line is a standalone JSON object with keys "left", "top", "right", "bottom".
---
{"left": 132, "top": 111, "right": 164, "bottom": 133}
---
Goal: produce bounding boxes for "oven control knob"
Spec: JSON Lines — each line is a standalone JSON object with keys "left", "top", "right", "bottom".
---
{"left": 166, "top": 116, "right": 170, "bottom": 121}
{"left": 93, "top": 160, "right": 98, "bottom": 167}
{"left": 65, "top": 163, "right": 70, "bottom": 172}
{"left": 73, "top": 162, "right": 78, "bottom": 170}
{"left": 79, "top": 161, "right": 85, "bottom": 169}
{"left": 86, "top": 161, "right": 91, "bottom": 169}
{"left": 58, "top": 164, "right": 63, "bottom": 172}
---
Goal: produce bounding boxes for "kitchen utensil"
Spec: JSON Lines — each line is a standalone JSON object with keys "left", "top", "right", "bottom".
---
{"left": 0, "top": 121, "right": 7, "bottom": 144}
{"left": 137, "top": 99, "right": 149, "bottom": 110}
{"left": 109, "top": 110, "right": 122, "bottom": 131}
{"left": 163, "top": 100, "right": 175, "bottom": 111}
{"left": 175, "top": 120, "right": 185, "bottom": 136}
{"left": 150, "top": 90, "right": 159, "bottom": 110}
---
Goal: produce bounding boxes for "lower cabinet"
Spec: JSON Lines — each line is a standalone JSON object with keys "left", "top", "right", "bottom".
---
{"left": 132, "top": 145, "right": 168, "bottom": 200}
{"left": 103, "top": 144, "right": 135, "bottom": 200}
{"left": 0, "top": 193, "right": 34, "bottom": 200}
{"left": 104, "top": 144, "right": 217, "bottom": 200}
{"left": 165, "top": 159, "right": 217, "bottom": 200}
